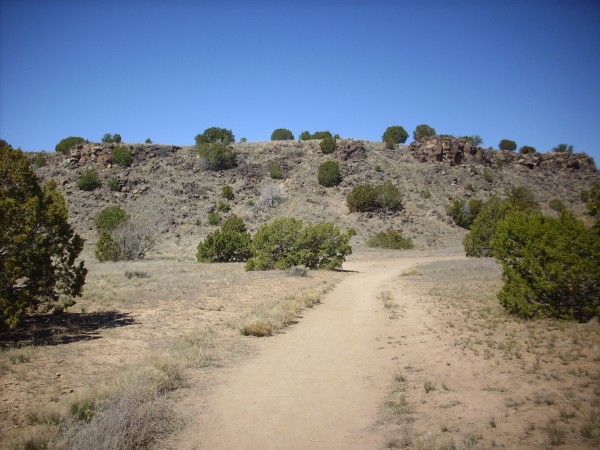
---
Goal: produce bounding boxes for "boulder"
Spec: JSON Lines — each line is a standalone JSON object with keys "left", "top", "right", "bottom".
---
{"left": 337, "top": 140, "right": 367, "bottom": 161}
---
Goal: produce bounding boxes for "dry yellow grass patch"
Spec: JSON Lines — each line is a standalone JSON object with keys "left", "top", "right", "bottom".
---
{"left": 239, "top": 284, "right": 334, "bottom": 337}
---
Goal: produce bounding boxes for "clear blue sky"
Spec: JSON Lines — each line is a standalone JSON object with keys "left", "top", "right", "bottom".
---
{"left": 1, "top": 0, "right": 599, "bottom": 162}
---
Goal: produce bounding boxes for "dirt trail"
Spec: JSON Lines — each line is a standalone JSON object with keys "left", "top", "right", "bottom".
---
{"left": 175, "top": 256, "right": 454, "bottom": 450}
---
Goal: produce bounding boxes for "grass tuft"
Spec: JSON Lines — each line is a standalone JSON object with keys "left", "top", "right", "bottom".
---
{"left": 241, "top": 320, "right": 273, "bottom": 337}
{"left": 171, "top": 328, "right": 215, "bottom": 367}
{"left": 581, "top": 410, "right": 600, "bottom": 445}
{"left": 124, "top": 270, "right": 150, "bottom": 279}
{"left": 239, "top": 286, "right": 331, "bottom": 337}
{"left": 424, "top": 380, "right": 437, "bottom": 393}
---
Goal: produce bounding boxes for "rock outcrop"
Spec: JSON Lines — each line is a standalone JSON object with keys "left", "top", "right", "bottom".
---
{"left": 336, "top": 140, "right": 367, "bottom": 161}
{"left": 409, "top": 137, "right": 491, "bottom": 166}
{"left": 66, "top": 143, "right": 181, "bottom": 167}
{"left": 409, "top": 137, "right": 597, "bottom": 174}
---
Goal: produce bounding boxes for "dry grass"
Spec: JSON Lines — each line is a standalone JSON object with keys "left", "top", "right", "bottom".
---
{"left": 381, "top": 257, "right": 600, "bottom": 449}
{"left": 239, "top": 284, "right": 334, "bottom": 336}
{"left": 1, "top": 258, "right": 345, "bottom": 449}
{"left": 62, "top": 356, "right": 183, "bottom": 450}
{"left": 170, "top": 328, "right": 216, "bottom": 368}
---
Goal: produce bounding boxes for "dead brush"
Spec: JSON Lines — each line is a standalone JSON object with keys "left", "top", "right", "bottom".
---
{"left": 62, "top": 354, "right": 183, "bottom": 450}
{"left": 380, "top": 291, "right": 397, "bottom": 309}
{"left": 241, "top": 319, "right": 273, "bottom": 337}
{"left": 171, "top": 328, "right": 216, "bottom": 367}
{"left": 2, "top": 424, "right": 59, "bottom": 450}
{"left": 63, "top": 385, "right": 174, "bottom": 450}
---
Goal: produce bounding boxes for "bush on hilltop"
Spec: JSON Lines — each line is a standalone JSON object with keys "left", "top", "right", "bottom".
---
{"left": 271, "top": 129, "right": 294, "bottom": 141}
{"left": 55, "top": 136, "right": 86, "bottom": 155}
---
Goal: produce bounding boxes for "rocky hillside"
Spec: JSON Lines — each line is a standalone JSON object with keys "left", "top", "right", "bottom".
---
{"left": 31, "top": 138, "right": 598, "bottom": 255}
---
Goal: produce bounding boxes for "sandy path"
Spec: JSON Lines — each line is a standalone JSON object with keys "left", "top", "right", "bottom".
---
{"left": 177, "top": 256, "right": 451, "bottom": 450}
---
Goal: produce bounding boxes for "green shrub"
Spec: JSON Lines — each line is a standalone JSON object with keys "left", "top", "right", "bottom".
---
{"left": 313, "top": 131, "right": 332, "bottom": 140}
{"left": 111, "top": 146, "right": 133, "bottom": 167}
{"left": 294, "top": 222, "right": 353, "bottom": 269}
{"left": 499, "top": 139, "right": 517, "bottom": 151}
{"left": 463, "top": 196, "right": 509, "bottom": 257}
{"left": 197, "top": 143, "right": 236, "bottom": 170}
{"left": 552, "top": 143, "right": 574, "bottom": 153}
{"left": 217, "top": 201, "right": 230, "bottom": 212}
{"left": 77, "top": 169, "right": 101, "bottom": 191}
{"left": 95, "top": 220, "right": 156, "bottom": 262}
{"left": 299, "top": 131, "right": 333, "bottom": 140}
{"left": 246, "top": 218, "right": 303, "bottom": 270}
{"left": 145, "top": 138, "right": 152, "bottom": 144}
{"left": 506, "top": 186, "right": 538, "bottom": 212}
{"left": 0, "top": 146, "right": 86, "bottom": 329}
{"left": 376, "top": 182, "right": 403, "bottom": 211}
{"left": 320, "top": 136, "right": 337, "bottom": 154}
{"left": 95, "top": 231, "right": 121, "bottom": 262}
{"left": 271, "top": 128, "right": 294, "bottom": 141}
{"left": 196, "top": 215, "right": 252, "bottom": 262}
{"left": 269, "top": 162, "right": 283, "bottom": 179}
{"left": 549, "top": 198, "right": 566, "bottom": 213}
{"left": 492, "top": 211, "right": 600, "bottom": 321}
{"left": 421, "top": 189, "right": 432, "bottom": 199}
{"left": 483, "top": 168, "right": 493, "bottom": 183}
{"left": 107, "top": 174, "right": 120, "bottom": 191}
{"left": 587, "top": 182, "right": 600, "bottom": 229}
{"left": 195, "top": 127, "right": 235, "bottom": 145}
{"left": 102, "top": 133, "right": 121, "bottom": 143}
{"left": 581, "top": 189, "right": 590, "bottom": 203}
{"left": 55, "top": 136, "right": 86, "bottom": 155}
{"left": 318, "top": 160, "right": 341, "bottom": 187}
{"left": 346, "top": 183, "right": 403, "bottom": 213}
{"left": 31, "top": 154, "right": 46, "bottom": 168}
{"left": 70, "top": 398, "right": 96, "bottom": 423}
{"left": 413, "top": 124, "right": 436, "bottom": 141}
{"left": 382, "top": 126, "right": 409, "bottom": 149}
{"left": 367, "top": 230, "right": 414, "bottom": 249}
{"left": 246, "top": 218, "right": 352, "bottom": 271}
{"left": 519, "top": 145, "right": 536, "bottom": 154}
{"left": 347, "top": 184, "right": 378, "bottom": 212}
{"left": 94, "top": 206, "right": 129, "bottom": 232}
{"left": 207, "top": 212, "right": 220, "bottom": 225}
{"left": 447, "top": 199, "right": 483, "bottom": 229}
{"left": 346, "top": 181, "right": 402, "bottom": 212}
{"left": 222, "top": 185, "right": 234, "bottom": 200}
{"left": 221, "top": 214, "right": 246, "bottom": 233}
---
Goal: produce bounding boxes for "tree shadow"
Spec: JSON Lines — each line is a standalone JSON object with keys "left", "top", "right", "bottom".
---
{"left": 0, "top": 311, "right": 135, "bottom": 348}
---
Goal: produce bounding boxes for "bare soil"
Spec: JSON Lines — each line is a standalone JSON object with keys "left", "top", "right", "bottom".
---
{"left": 170, "top": 256, "right": 452, "bottom": 450}
{"left": 2, "top": 250, "right": 599, "bottom": 449}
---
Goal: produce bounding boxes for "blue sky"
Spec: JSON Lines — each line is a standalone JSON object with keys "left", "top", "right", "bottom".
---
{"left": 1, "top": 0, "right": 599, "bottom": 162}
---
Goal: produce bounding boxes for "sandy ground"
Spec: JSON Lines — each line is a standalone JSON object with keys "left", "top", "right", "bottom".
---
{"left": 171, "top": 257, "right": 451, "bottom": 450}
{"left": 167, "top": 254, "right": 600, "bottom": 450}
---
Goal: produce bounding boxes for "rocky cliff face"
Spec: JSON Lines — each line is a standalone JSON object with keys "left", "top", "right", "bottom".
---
{"left": 408, "top": 137, "right": 597, "bottom": 174}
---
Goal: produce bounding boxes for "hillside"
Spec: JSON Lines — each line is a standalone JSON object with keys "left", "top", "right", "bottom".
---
{"left": 31, "top": 138, "right": 598, "bottom": 256}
